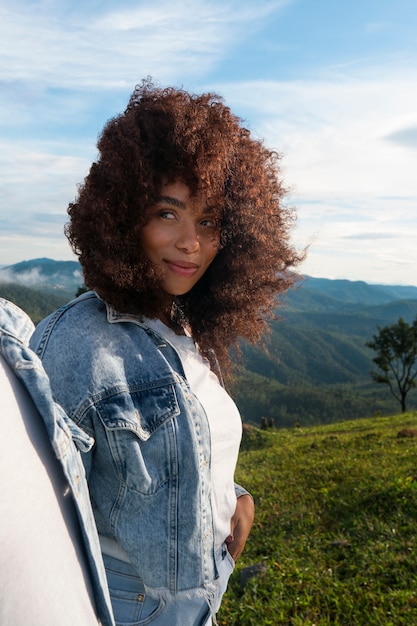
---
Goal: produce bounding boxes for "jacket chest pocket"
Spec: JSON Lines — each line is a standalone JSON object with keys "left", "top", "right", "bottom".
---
{"left": 95, "top": 382, "right": 181, "bottom": 495}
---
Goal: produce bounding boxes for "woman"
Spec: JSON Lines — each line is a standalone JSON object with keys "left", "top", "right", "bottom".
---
{"left": 30, "top": 79, "right": 302, "bottom": 625}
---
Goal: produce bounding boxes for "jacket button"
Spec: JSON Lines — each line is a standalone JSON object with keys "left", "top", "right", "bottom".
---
{"left": 137, "top": 594, "right": 144, "bottom": 602}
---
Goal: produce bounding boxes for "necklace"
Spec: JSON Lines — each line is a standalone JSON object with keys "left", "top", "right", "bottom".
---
{"left": 160, "top": 300, "right": 188, "bottom": 335}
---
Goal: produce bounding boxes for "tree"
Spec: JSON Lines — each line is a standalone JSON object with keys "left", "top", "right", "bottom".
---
{"left": 75, "top": 285, "right": 88, "bottom": 297}
{"left": 366, "top": 317, "right": 417, "bottom": 413}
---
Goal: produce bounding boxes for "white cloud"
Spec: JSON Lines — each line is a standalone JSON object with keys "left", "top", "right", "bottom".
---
{"left": 219, "top": 69, "right": 417, "bottom": 197}
{"left": 214, "top": 67, "right": 417, "bottom": 284}
{"left": 0, "top": 140, "right": 90, "bottom": 223}
{"left": 0, "top": 233, "right": 74, "bottom": 266}
{"left": 0, "top": 0, "right": 291, "bottom": 88}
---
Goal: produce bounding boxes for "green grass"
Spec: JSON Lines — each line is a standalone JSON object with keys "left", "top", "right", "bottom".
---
{"left": 218, "top": 413, "right": 417, "bottom": 625}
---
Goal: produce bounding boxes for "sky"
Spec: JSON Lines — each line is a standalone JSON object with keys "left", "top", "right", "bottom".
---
{"left": 1, "top": 0, "right": 417, "bottom": 286}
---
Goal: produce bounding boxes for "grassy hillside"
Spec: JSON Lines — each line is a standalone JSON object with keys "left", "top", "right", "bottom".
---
{"left": 219, "top": 412, "right": 417, "bottom": 625}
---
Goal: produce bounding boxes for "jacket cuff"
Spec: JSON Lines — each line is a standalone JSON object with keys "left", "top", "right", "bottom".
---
{"left": 234, "top": 482, "right": 254, "bottom": 501}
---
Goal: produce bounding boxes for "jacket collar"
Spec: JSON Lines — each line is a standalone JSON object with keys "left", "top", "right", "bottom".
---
{"left": 104, "top": 301, "right": 148, "bottom": 328}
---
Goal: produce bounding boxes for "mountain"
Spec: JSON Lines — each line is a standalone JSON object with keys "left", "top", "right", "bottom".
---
{"left": 284, "top": 276, "right": 417, "bottom": 313}
{"left": 0, "top": 257, "right": 83, "bottom": 297}
{"left": 0, "top": 258, "right": 83, "bottom": 324}
{"left": 2, "top": 259, "right": 417, "bottom": 425}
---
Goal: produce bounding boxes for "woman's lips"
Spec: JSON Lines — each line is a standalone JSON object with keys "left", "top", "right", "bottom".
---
{"left": 164, "top": 260, "right": 199, "bottom": 277}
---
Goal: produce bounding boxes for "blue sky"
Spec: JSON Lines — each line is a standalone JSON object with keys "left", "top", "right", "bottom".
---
{"left": 1, "top": 0, "right": 417, "bottom": 285}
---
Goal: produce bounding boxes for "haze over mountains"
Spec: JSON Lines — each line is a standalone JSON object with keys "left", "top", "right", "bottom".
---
{"left": 2, "top": 257, "right": 417, "bottom": 308}
{"left": 2, "top": 258, "right": 417, "bottom": 425}
{"left": 0, "top": 258, "right": 82, "bottom": 294}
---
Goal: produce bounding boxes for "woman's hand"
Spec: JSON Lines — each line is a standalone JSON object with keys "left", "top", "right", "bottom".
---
{"left": 225, "top": 494, "right": 255, "bottom": 562}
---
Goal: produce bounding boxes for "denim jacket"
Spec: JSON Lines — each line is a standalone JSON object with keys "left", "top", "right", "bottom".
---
{"left": 30, "top": 291, "right": 246, "bottom": 607}
{"left": 0, "top": 297, "right": 115, "bottom": 626}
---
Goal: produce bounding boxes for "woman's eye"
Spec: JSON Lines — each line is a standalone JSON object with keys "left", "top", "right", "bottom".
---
{"left": 200, "top": 218, "right": 218, "bottom": 229}
{"left": 159, "top": 210, "right": 176, "bottom": 220}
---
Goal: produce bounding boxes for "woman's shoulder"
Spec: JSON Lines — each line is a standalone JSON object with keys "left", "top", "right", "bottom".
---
{"left": 30, "top": 291, "right": 153, "bottom": 359}
{"left": 30, "top": 292, "right": 107, "bottom": 353}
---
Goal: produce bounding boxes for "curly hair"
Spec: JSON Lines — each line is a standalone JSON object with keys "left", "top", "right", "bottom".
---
{"left": 66, "top": 78, "right": 303, "bottom": 371}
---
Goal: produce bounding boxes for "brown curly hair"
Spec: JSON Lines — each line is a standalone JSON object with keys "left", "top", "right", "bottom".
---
{"left": 66, "top": 78, "right": 303, "bottom": 371}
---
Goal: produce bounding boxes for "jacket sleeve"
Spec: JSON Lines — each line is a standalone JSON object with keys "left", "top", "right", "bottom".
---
{"left": 234, "top": 482, "right": 254, "bottom": 501}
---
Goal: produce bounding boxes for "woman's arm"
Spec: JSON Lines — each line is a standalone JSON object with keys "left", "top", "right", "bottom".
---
{"left": 225, "top": 494, "right": 255, "bottom": 562}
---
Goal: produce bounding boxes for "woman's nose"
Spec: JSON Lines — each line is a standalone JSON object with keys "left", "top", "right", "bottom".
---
{"left": 175, "top": 221, "right": 199, "bottom": 253}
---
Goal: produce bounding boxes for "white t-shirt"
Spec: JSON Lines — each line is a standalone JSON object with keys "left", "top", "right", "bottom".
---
{"left": 145, "top": 319, "right": 243, "bottom": 549}
{"left": 0, "top": 355, "right": 98, "bottom": 626}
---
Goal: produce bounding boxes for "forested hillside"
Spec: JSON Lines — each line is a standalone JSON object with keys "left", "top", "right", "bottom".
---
{"left": 0, "top": 283, "right": 70, "bottom": 325}
{"left": 234, "top": 277, "right": 417, "bottom": 426}
{"left": 2, "top": 259, "right": 417, "bottom": 426}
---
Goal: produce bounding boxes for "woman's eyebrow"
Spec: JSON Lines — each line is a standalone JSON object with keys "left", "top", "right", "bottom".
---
{"left": 157, "top": 195, "right": 216, "bottom": 214}
{"left": 157, "top": 195, "right": 186, "bottom": 209}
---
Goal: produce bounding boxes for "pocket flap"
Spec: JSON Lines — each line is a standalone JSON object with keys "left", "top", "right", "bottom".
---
{"left": 96, "top": 382, "right": 180, "bottom": 441}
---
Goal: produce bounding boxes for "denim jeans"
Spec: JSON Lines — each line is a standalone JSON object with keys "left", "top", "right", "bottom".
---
{"left": 103, "top": 544, "right": 234, "bottom": 626}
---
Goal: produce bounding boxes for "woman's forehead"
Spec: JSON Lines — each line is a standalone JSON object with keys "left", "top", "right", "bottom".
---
{"left": 158, "top": 180, "right": 223, "bottom": 213}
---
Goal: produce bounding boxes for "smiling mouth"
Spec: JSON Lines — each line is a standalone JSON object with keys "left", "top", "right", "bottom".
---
{"left": 165, "top": 260, "right": 199, "bottom": 277}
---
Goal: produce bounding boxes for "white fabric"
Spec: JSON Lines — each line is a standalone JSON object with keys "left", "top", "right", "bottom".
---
{"left": 145, "top": 319, "right": 242, "bottom": 549}
{"left": 99, "top": 534, "right": 130, "bottom": 563}
{"left": 0, "top": 355, "right": 98, "bottom": 626}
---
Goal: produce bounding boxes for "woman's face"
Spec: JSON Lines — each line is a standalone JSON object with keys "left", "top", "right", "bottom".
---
{"left": 140, "top": 180, "right": 221, "bottom": 296}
